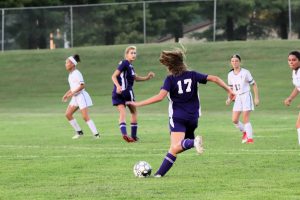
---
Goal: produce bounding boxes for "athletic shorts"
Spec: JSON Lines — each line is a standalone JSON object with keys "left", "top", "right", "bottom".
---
{"left": 233, "top": 91, "right": 254, "bottom": 112}
{"left": 69, "top": 91, "right": 93, "bottom": 110}
{"left": 112, "top": 89, "right": 135, "bottom": 106}
{"left": 169, "top": 117, "right": 198, "bottom": 139}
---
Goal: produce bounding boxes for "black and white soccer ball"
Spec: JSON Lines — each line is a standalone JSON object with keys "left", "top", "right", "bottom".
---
{"left": 133, "top": 161, "right": 152, "bottom": 178}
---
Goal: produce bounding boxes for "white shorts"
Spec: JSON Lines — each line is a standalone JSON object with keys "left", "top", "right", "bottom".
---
{"left": 69, "top": 91, "right": 93, "bottom": 110}
{"left": 233, "top": 92, "right": 254, "bottom": 112}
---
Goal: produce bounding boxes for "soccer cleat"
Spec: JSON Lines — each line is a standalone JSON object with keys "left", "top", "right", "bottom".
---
{"left": 194, "top": 135, "right": 204, "bottom": 154}
{"left": 72, "top": 134, "right": 82, "bottom": 139}
{"left": 246, "top": 138, "right": 254, "bottom": 144}
{"left": 122, "top": 135, "right": 135, "bottom": 143}
{"left": 132, "top": 137, "right": 139, "bottom": 142}
{"left": 241, "top": 132, "right": 248, "bottom": 144}
{"left": 93, "top": 133, "right": 100, "bottom": 139}
{"left": 154, "top": 174, "right": 162, "bottom": 178}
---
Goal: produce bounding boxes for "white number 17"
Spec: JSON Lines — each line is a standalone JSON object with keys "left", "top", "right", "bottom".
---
{"left": 177, "top": 79, "right": 192, "bottom": 94}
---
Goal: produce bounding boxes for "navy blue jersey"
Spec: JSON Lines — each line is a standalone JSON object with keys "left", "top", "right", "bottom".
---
{"left": 113, "top": 60, "right": 135, "bottom": 93}
{"left": 161, "top": 71, "right": 208, "bottom": 120}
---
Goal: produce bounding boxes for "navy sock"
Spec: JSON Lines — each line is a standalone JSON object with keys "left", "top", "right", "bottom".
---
{"left": 131, "top": 123, "right": 138, "bottom": 138}
{"left": 155, "top": 153, "right": 177, "bottom": 177}
{"left": 181, "top": 139, "right": 194, "bottom": 151}
{"left": 119, "top": 122, "right": 127, "bottom": 136}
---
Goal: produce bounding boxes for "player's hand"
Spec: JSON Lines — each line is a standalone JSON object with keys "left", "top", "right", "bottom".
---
{"left": 254, "top": 98, "right": 259, "bottom": 106}
{"left": 148, "top": 72, "right": 155, "bottom": 79}
{"left": 225, "top": 98, "right": 231, "bottom": 106}
{"left": 116, "top": 86, "right": 122, "bottom": 94}
{"left": 62, "top": 96, "right": 68, "bottom": 102}
{"left": 284, "top": 97, "right": 292, "bottom": 106}
{"left": 228, "top": 90, "right": 235, "bottom": 101}
{"left": 126, "top": 101, "right": 137, "bottom": 107}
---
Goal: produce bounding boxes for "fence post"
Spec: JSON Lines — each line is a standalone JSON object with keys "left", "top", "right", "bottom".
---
{"left": 288, "top": 0, "right": 292, "bottom": 39}
{"left": 1, "top": 9, "right": 4, "bottom": 52}
{"left": 143, "top": 2, "right": 146, "bottom": 44}
{"left": 70, "top": 6, "right": 73, "bottom": 47}
{"left": 213, "top": 0, "right": 217, "bottom": 42}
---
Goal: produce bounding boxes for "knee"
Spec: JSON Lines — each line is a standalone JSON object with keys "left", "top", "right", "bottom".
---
{"left": 65, "top": 112, "right": 72, "bottom": 120}
{"left": 82, "top": 116, "right": 90, "bottom": 122}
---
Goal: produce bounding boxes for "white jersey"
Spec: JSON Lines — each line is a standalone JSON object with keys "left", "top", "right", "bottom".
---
{"left": 228, "top": 68, "right": 255, "bottom": 95}
{"left": 292, "top": 69, "right": 300, "bottom": 91}
{"left": 68, "top": 69, "right": 85, "bottom": 94}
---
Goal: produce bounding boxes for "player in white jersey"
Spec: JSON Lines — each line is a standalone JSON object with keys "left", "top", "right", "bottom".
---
{"left": 284, "top": 51, "right": 300, "bottom": 145}
{"left": 62, "top": 54, "right": 100, "bottom": 139}
{"left": 226, "top": 54, "right": 259, "bottom": 144}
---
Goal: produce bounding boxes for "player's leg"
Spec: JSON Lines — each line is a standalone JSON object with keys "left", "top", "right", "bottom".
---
{"left": 295, "top": 112, "right": 300, "bottom": 145}
{"left": 154, "top": 132, "right": 185, "bottom": 177}
{"left": 128, "top": 104, "right": 138, "bottom": 141}
{"left": 117, "top": 104, "right": 134, "bottom": 142}
{"left": 243, "top": 111, "right": 253, "bottom": 143}
{"left": 232, "top": 111, "right": 247, "bottom": 143}
{"left": 80, "top": 107, "right": 100, "bottom": 138}
{"left": 65, "top": 105, "right": 84, "bottom": 138}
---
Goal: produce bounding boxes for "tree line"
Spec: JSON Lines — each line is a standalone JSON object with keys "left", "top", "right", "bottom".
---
{"left": 1, "top": 0, "right": 299, "bottom": 49}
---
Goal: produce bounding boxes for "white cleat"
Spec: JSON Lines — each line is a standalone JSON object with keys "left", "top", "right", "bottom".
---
{"left": 93, "top": 134, "right": 100, "bottom": 139}
{"left": 72, "top": 134, "right": 82, "bottom": 139}
{"left": 194, "top": 135, "right": 204, "bottom": 154}
{"left": 154, "top": 174, "right": 162, "bottom": 178}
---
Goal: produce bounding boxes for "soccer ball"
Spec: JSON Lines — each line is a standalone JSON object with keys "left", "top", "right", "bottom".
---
{"left": 133, "top": 161, "right": 152, "bottom": 178}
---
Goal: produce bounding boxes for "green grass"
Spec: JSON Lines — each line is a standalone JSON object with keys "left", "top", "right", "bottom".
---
{"left": 1, "top": 40, "right": 300, "bottom": 199}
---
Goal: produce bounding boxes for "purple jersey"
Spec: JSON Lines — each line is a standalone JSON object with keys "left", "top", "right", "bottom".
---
{"left": 113, "top": 60, "right": 135, "bottom": 93}
{"left": 161, "top": 71, "right": 208, "bottom": 120}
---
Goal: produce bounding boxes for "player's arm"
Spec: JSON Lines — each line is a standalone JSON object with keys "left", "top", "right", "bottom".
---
{"left": 62, "top": 90, "right": 72, "bottom": 102}
{"left": 126, "top": 89, "right": 168, "bottom": 107}
{"left": 252, "top": 82, "right": 259, "bottom": 106}
{"left": 135, "top": 72, "right": 155, "bottom": 82}
{"left": 284, "top": 87, "right": 299, "bottom": 106}
{"left": 112, "top": 69, "right": 122, "bottom": 94}
{"left": 70, "top": 84, "right": 85, "bottom": 96}
{"left": 207, "top": 75, "right": 235, "bottom": 100}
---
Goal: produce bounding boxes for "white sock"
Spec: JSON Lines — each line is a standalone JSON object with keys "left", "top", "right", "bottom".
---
{"left": 86, "top": 119, "right": 98, "bottom": 135}
{"left": 69, "top": 119, "right": 81, "bottom": 132}
{"left": 244, "top": 122, "right": 253, "bottom": 139}
{"left": 234, "top": 121, "right": 244, "bottom": 132}
{"left": 297, "top": 128, "right": 300, "bottom": 145}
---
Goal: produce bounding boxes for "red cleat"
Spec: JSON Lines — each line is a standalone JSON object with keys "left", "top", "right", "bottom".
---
{"left": 246, "top": 138, "right": 254, "bottom": 144}
{"left": 241, "top": 132, "right": 248, "bottom": 144}
{"left": 122, "top": 135, "right": 135, "bottom": 143}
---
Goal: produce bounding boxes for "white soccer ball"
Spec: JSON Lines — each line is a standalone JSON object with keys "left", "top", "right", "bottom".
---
{"left": 133, "top": 161, "right": 152, "bottom": 178}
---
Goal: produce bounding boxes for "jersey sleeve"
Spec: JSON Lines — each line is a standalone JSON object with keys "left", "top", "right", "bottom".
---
{"left": 246, "top": 70, "right": 255, "bottom": 85}
{"left": 117, "top": 60, "right": 127, "bottom": 72}
{"left": 228, "top": 73, "right": 232, "bottom": 86}
{"left": 161, "top": 76, "right": 171, "bottom": 92}
{"left": 75, "top": 70, "right": 85, "bottom": 84}
{"left": 195, "top": 72, "right": 208, "bottom": 84}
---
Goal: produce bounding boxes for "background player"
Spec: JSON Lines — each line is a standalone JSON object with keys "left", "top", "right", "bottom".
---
{"left": 284, "top": 51, "right": 300, "bottom": 145}
{"left": 111, "top": 46, "right": 155, "bottom": 142}
{"left": 127, "top": 47, "right": 235, "bottom": 177}
{"left": 226, "top": 54, "right": 259, "bottom": 144}
{"left": 62, "top": 54, "right": 100, "bottom": 139}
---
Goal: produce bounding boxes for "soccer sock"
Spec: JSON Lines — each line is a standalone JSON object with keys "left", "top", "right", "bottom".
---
{"left": 234, "top": 121, "right": 245, "bottom": 132}
{"left": 86, "top": 119, "right": 98, "bottom": 135}
{"left": 244, "top": 122, "right": 253, "bottom": 139}
{"left": 119, "top": 122, "right": 127, "bottom": 136}
{"left": 131, "top": 123, "right": 138, "bottom": 138}
{"left": 69, "top": 119, "right": 82, "bottom": 132}
{"left": 297, "top": 128, "right": 300, "bottom": 145}
{"left": 181, "top": 139, "right": 194, "bottom": 151}
{"left": 155, "top": 153, "right": 177, "bottom": 177}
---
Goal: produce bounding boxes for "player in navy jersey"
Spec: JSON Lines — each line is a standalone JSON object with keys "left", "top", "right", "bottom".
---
{"left": 127, "top": 48, "right": 235, "bottom": 177}
{"left": 284, "top": 51, "right": 300, "bottom": 145}
{"left": 112, "top": 46, "right": 155, "bottom": 142}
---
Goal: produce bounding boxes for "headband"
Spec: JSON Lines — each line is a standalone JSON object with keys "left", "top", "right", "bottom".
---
{"left": 68, "top": 56, "right": 78, "bottom": 65}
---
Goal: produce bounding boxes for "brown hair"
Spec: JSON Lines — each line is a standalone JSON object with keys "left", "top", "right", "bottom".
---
{"left": 159, "top": 48, "right": 187, "bottom": 76}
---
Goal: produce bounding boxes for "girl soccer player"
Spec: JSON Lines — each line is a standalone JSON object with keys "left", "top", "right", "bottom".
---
{"left": 111, "top": 46, "right": 155, "bottom": 142}
{"left": 127, "top": 48, "right": 235, "bottom": 177}
{"left": 62, "top": 54, "right": 100, "bottom": 139}
{"left": 226, "top": 54, "right": 259, "bottom": 144}
{"left": 284, "top": 51, "right": 300, "bottom": 145}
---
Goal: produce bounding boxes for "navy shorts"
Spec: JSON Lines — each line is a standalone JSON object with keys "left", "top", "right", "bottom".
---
{"left": 169, "top": 117, "right": 198, "bottom": 139}
{"left": 112, "top": 89, "right": 135, "bottom": 106}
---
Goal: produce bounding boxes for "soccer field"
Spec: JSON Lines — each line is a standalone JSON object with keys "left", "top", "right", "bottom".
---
{"left": 0, "top": 41, "right": 300, "bottom": 199}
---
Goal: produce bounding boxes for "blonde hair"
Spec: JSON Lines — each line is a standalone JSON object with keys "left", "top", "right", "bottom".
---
{"left": 124, "top": 46, "right": 137, "bottom": 59}
{"left": 159, "top": 47, "right": 187, "bottom": 76}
